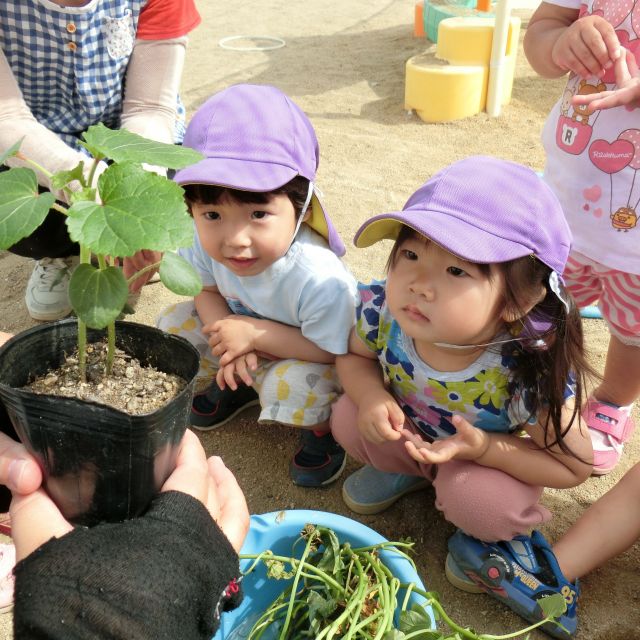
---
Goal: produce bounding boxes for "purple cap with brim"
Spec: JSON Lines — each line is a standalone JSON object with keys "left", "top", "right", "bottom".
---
{"left": 174, "top": 84, "right": 345, "bottom": 256}
{"left": 354, "top": 156, "right": 571, "bottom": 276}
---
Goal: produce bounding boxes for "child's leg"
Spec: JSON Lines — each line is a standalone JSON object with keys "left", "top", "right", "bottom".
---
{"left": 554, "top": 460, "right": 640, "bottom": 582}
{"left": 331, "top": 395, "right": 433, "bottom": 513}
{"left": 156, "top": 301, "right": 218, "bottom": 387}
{"left": 434, "top": 460, "right": 551, "bottom": 542}
{"left": 257, "top": 360, "right": 344, "bottom": 487}
{"left": 564, "top": 253, "right": 640, "bottom": 473}
{"left": 594, "top": 334, "right": 640, "bottom": 406}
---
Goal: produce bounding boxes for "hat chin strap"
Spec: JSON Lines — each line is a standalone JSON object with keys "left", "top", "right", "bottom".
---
{"left": 288, "top": 180, "right": 314, "bottom": 249}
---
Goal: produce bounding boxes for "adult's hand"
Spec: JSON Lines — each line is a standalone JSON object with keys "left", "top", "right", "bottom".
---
{"left": 0, "top": 332, "right": 43, "bottom": 496}
{"left": 0, "top": 433, "right": 42, "bottom": 496}
{"left": 160, "top": 430, "right": 249, "bottom": 552}
{"left": 11, "top": 430, "right": 249, "bottom": 561}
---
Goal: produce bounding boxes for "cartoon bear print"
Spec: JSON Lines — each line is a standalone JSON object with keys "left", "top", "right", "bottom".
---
{"left": 611, "top": 206, "right": 638, "bottom": 231}
{"left": 571, "top": 80, "right": 607, "bottom": 125}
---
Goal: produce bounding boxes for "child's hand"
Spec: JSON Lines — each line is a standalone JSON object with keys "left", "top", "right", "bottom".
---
{"left": 402, "top": 415, "right": 490, "bottom": 464}
{"left": 552, "top": 15, "right": 620, "bottom": 78}
{"left": 357, "top": 391, "right": 405, "bottom": 443}
{"left": 216, "top": 352, "right": 258, "bottom": 391}
{"left": 572, "top": 48, "right": 640, "bottom": 109}
{"left": 204, "top": 316, "right": 259, "bottom": 365}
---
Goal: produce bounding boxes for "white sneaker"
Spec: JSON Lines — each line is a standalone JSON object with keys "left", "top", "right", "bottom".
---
{"left": 25, "top": 257, "right": 79, "bottom": 321}
{"left": 0, "top": 543, "right": 15, "bottom": 614}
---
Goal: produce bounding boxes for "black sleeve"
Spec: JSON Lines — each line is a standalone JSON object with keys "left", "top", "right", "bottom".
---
{"left": 13, "top": 491, "right": 243, "bottom": 640}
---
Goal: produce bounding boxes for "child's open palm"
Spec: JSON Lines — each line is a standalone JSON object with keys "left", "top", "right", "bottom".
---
{"left": 357, "top": 391, "right": 405, "bottom": 444}
{"left": 402, "top": 415, "right": 490, "bottom": 464}
{"left": 553, "top": 15, "right": 620, "bottom": 78}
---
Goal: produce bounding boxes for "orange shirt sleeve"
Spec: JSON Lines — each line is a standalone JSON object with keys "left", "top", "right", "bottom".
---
{"left": 136, "top": 0, "right": 202, "bottom": 40}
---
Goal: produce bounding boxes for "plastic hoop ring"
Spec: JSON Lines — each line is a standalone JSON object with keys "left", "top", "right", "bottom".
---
{"left": 218, "top": 35, "right": 286, "bottom": 51}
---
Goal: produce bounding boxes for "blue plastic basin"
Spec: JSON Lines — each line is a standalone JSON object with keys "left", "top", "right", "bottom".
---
{"left": 213, "top": 509, "right": 434, "bottom": 639}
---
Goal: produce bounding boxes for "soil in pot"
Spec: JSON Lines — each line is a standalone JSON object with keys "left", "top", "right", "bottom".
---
{"left": 25, "top": 340, "right": 186, "bottom": 415}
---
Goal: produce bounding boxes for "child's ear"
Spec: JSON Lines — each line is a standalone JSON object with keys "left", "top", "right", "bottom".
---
{"left": 501, "top": 285, "right": 547, "bottom": 323}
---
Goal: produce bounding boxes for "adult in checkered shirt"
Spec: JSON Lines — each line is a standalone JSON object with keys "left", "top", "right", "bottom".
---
{"left": 0, "top": 0, "right": 201, "bottom": 321}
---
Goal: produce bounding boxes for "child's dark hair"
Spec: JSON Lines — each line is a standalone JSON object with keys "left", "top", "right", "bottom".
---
{"left": 388, "top": 225, "right": 596, "bottom": 459}
{"left": 182, "top": 175, "right": 310, "bottom": 218}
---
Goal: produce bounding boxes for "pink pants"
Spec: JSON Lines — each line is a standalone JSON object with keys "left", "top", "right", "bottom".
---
{"left": 331, "top": 395, "right": 551, "bottom": 542}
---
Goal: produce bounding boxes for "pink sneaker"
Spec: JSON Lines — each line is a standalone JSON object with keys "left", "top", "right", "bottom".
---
{"left": 0, "top": 543, "right": 15, "bottom": 614}
{"left": 583, "top": 399, "right": 635, "bottom": 476}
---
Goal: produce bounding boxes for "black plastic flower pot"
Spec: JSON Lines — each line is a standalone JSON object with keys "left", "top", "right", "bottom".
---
{"left": 0, "top": 319, "right": 200, "bottom": 527}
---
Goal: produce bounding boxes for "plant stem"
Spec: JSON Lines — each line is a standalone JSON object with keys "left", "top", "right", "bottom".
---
{"left": 86, "top": 157, "right": 101, "bottom": 189}
{"left": 51, "top": 202, "right": 69, "bottom": 216}
{"left": 279, "top": 534, "right": 317, "bottom": 640}
{"left": 76, "top": 246, "right": 93, "bottom": 381}
{"left": 17, "top": 155, "right": 77, "bottom": 201}
{"left": 77, "top": 319, "right": 87, "bottom": 383}
{"left": 402, "top": 585, "right": 560, "bottom": 640}
{"left": 106, "top": 322, "right": 116, "bottom": 377}
{"left": 126, "top": 260, "right": 161, "bottom": 286}
{"left": 240, "top": 553, "right": 346, "bottom": 594}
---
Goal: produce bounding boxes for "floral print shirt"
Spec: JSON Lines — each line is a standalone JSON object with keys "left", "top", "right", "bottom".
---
{"left": 355, "top": 281, "right": 557, "bottom": 440}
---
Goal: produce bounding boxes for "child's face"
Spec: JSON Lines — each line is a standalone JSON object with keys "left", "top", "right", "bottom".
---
{"left": 386, "top": 236, "right": 506, "bottom": 352}
{"left": 191, "top": 192, "right": 298, "bottom": 277}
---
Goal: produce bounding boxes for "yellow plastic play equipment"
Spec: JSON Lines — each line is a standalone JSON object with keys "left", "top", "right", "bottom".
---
{"left": 406, "top": 0, "right": 520, "bottom": 122}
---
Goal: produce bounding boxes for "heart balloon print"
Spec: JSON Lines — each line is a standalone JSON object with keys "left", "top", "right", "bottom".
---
{"left": 589, "top": 138, "right": 634, "bottom": 173}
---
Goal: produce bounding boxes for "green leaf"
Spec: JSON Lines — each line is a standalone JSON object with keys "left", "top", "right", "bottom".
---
{"left": 307, "top": 590, "right": 337, "bottom": 622}
{"left": 0, "top": 138, "right": 24, "bottom": 167}
{"left": 382, "top": 631, "right": 407, "bottom": 640}
{"left": 158, "top": 253, "right": 202, "bottom": 296}
{"left": 538, "top": 593, "right": 567, "bottom": 619}
{"left": 81, "top": 123, "right": 203, "bottom": 168}
{"left": 399, "top": 605, "right": 439, "bottom": 638}
{"left": 68, "top": 264, "right": 128, "bottom": 329}
{"left": 317, "top": 528, "right": 342, "bottom": 576}
{"left": 66, "top": 163, "right": 194, "bottom": 257}
{"left": 0, "top": 168, "right": 56, "bottom": 249}
{"left": 51, "top": 161, "right": 86, "bottom": 191}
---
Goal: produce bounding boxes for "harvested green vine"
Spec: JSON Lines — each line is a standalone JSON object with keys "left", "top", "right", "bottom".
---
{"left": 240, "top": 524, "right": 568, "bottom": 640}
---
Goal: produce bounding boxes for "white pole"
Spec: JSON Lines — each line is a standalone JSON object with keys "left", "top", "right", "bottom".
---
{"left": 486, "top": 0, "right": 511, "bottom": 117}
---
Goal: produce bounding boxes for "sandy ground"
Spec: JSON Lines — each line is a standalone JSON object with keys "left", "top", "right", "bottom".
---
{"left": 1, "top": 0, "right": 639, "bottom": 638}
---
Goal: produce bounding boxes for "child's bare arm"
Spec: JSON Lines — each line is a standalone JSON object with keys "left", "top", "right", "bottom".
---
{"left": 194, "top": 287, "right": 232, "bottom": 328}
{"left": 477, "top": 400, "right": 592, "bottom": 487}
{"left": 336, "top": 330, "right": 405, "bottom": 443}
{"left": 524, "top": 3, "right": 619, "bottom": 78}
{"left": 207, "top": 315, "right": 335, "bottom": 365}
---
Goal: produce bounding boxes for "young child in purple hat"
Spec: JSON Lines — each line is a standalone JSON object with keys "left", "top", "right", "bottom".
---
{"left": 157, "top": 83, "right": 357, "bottom": 488}
{"left": 331, "top": 156, "right": 594, "bottom": 637}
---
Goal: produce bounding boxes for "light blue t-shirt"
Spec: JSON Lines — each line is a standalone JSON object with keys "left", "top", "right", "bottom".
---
{"left": 180, "top": 226, "right": 357, "bottom": 355}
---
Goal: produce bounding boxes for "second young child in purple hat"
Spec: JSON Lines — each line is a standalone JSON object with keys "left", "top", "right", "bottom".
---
{"left": 331, "top": 156, "right": 594, "bottom": 637}
{"left": 157, "top": 84, "right": 357, "bottom": 488}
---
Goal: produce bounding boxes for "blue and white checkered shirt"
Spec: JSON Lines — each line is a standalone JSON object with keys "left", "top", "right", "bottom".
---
{"left": 0, "top": 0, "right": 185, "bottom": 151}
